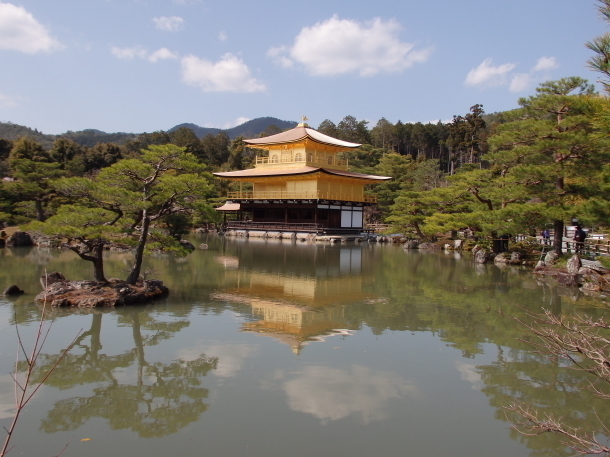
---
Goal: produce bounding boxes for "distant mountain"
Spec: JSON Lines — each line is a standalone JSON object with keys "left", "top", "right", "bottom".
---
{"left": 61, "top": 129, "right": 137, "bottom": 147}
{"left": 0, "top": 122, "right": 136, "bottom": 148}
{"left": 168, "top": 123, "right": 222, "bottom": 138}
{"left": 168, "top": 117, "right": 297, "bottom": 139}
{"left": 0, "top": 117, "right": 298, "bottom": 149}
{"left": 226, "top": 117, "right": 297, "bottom": 139}
{"left": 0, "top": 122, "right": 56, "bottom": 149}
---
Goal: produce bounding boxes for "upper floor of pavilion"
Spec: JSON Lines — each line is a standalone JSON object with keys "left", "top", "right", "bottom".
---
{"left": 244, "top": 121, "right": 360, "bottom": 171}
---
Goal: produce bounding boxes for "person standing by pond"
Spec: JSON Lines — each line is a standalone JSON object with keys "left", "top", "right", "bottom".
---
{"left": 573, "top": 225, "right": 587, "bottom": 254}
{"left": 542, "top": 229, "right": 551, "bottom": 245}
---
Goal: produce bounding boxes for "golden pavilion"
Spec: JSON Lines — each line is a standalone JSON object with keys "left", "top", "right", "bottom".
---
{"left": 214, "top": 119, "right": 391, "bottom": 234}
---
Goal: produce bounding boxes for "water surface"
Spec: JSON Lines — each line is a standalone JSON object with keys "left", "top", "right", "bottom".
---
{"left": 0, "top": 236, "right": 607, "bottom": 457}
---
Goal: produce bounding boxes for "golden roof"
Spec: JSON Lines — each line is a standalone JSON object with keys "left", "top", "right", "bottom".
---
{"left": 213, "top": 166, "right": 391, "bottom": 181}
{"left": 244, "top": 125, "right": 361, "bottom": 149}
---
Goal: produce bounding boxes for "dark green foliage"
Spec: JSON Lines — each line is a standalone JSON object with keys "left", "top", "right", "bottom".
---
{"left": 446, "top": 104, "right": 487, "bottom": 170}
{"left": 9, "top": 137, "right": 50, "bottom": 162}
{"left": 8, "top": 141, "right": 66, "bottom": 221}
{"left": 83, "top": 142, "right": 123, "bottom": 171}
{"left": 258, "top": 124, "right": 282, "bottom": 137}
{"left": 0, "top": 122, "right": 55, "bottom": 149}
{"left": 340, "top": 144, "right": 383, "bottom": 170}
{"left": 162, "top": 213, "right": 192, "bottom": 240}
{"left": 124, "top": 131, "right": 171, "bottom": 155}
{"left": 49, "top": 138, "right": 85, "bottom": 169}
{"left": 170, "top": 127, "right": 205, "bottom": 159}
{"left": 28, "top": 145, "right": 214, "bottom": 282}
{"left": 336, "top": 115, "right": 372, "bottom": 144}
{"left": 201, "top": 133, "right": 230, "bottom": 166}
{"left": 60, "top": 129, "right": 136, "bottom": 147}
{"left": 370, "top": 118, "right": 394, "bottom": 150}
{"left": 227, "top": 136, "right": 255, "bottom": 170}
{"left": 168, "top": 123, "right": 222, "bottom": 138}
{"left": 95, "top": 144, "right": 214, "bottom": 283}
{"left": 317, "top": 119, "right": 339, "bottom": 137}
{"left": 370, "top": 153, "right": 417, "bottom": 212}
{"left": 0, "top": 138, "right": 12, "bottom": 161}
{"left": 388, "top": 78, "right": 608, "bottom": 246}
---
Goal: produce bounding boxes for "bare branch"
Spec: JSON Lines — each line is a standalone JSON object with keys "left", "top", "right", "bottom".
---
{"left": 505, "top": 308, "right": 610, "bottom": 455}
{"left": 506, "top": 403, "right": 610, "bottom": 455}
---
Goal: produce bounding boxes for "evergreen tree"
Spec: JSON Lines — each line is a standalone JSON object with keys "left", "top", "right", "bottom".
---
{"left": 7, "top": 138, "right": 64, "bottom": 221}
{"left": 371, "top": 118, "right": 394, "bottom": 151}
{"left": 49, "top": 138, "right": 85, "bottom": 168}
{"left": 29, "top": 145, "right": 213, "bottom": 284}
{"left": 336, "top": 115, "right": 372, "bottom": 144}
{"left": 388, "top": 79, "right": 605, "bottom": 252}
{"left": 201, "top": 133, "right": 230, "bottom": 167}
{"left": 97, "top": 144, "right": 213, "bottom": 284}
{"left": 317, "top": 119, "right": 338, "bottom": 137}
{"left": 486, "top": 77, "right": 600, "bottom": 253}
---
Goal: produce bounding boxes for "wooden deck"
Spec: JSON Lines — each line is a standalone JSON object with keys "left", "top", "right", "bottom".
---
{"left": 225, "top": 221, "right": 366, "bottom": 235}
{"left": 226, "top": 191, "right": 377, "bottom": 203}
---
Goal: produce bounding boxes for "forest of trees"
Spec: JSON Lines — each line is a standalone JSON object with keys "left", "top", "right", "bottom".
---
{"left": 0, "top": 112, "right": 479, "bottom": 226}
{"left": 0, "top": 84, "right": 608, "bottom": 252}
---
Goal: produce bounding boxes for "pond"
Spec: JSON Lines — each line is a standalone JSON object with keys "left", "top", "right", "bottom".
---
{"left": 0, "top": 235, "right": 607, "bottom": 457}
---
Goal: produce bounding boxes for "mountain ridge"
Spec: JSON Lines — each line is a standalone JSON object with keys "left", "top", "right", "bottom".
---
{"left": 0, "top": 116, "right": 298, "bottom": 149}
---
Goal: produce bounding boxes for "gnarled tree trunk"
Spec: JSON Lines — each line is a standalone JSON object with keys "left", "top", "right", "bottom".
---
{"left": 126, "top": 213, "right": 150, "bottom": 285}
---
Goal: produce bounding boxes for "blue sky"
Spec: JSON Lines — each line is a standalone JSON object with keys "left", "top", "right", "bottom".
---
{"left": 0, "top": 0, "right": 605, "bottom": 134}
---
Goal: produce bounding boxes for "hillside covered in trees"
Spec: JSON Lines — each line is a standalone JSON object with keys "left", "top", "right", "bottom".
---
{"left": 0, "top": 117, "right": 296, "bottom": 149}
{"left": 0, "top": 87, "right": 608, "bottom": 250}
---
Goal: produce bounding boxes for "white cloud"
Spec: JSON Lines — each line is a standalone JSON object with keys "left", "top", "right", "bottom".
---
{"left": 203, "top": 117, "right": 251, "bottom": 129}
{"left": 509, "top": 73, "right": 532, "bottom": 93}
{"left": 267, "top": 45, "right": 293, "bottom": 68}
{"left": 269, "top": 16, "right": 432, "bottom": 77}
{"left": 0, "top": 92, "right": 19, "bottom": 108}
{"left": 148, "top": 47, "right": 178, "bottom": 62}
{"left": 233, "top": 116, "right": 250, "bottom": 126}
{"left": 532, "top": 56, "right": 558, "bottom": 72}
{"left": 218, "top": 31, "right": 227, "bottom": 42}
{"left": 181, "top": 53, "right": 266, "bottom": 92}
{"left": 509, "top": 56, "right": 558, "bottom": 92}
{"left": 0, "top": 2, "right": 61, "bottom": 53}
{"left": 223, "top": 117, "right": 250, "bottom": 128}
{"left": 111, "top": 45, "right": 148, "bottom": 60}
{"left": 464, "top": 58, "right": 515, "bottom": 88}
{"left": 465, "top": 56, "right": 559, "bottom": 93}
{"left": 153, "top": 16, "right": 185, "bottom": 32}
{"left": 283, "top": 365, "right": 419, "bottom": 424}
{"left": 111, "top": 46, "right": 178, "bottom": 63}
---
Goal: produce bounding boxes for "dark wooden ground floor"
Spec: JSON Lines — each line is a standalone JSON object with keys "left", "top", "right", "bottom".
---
{"left": 219, "top": 200, "right": 368, "bottom": 233}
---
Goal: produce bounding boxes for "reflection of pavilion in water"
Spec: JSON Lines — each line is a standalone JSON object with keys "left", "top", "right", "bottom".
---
{"left": 213, "top": 241, "right": 378, "bottom": 353}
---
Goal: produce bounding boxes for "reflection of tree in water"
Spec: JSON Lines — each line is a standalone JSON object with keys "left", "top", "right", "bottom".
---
{"left": 22, "top": 309, "right": 217, "bottom": 438}
{"left": 478, "top": 345, "right": 610, "bottom": 457}
{"left": 338, "top": 249, "right": 610, "bottom": 455}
